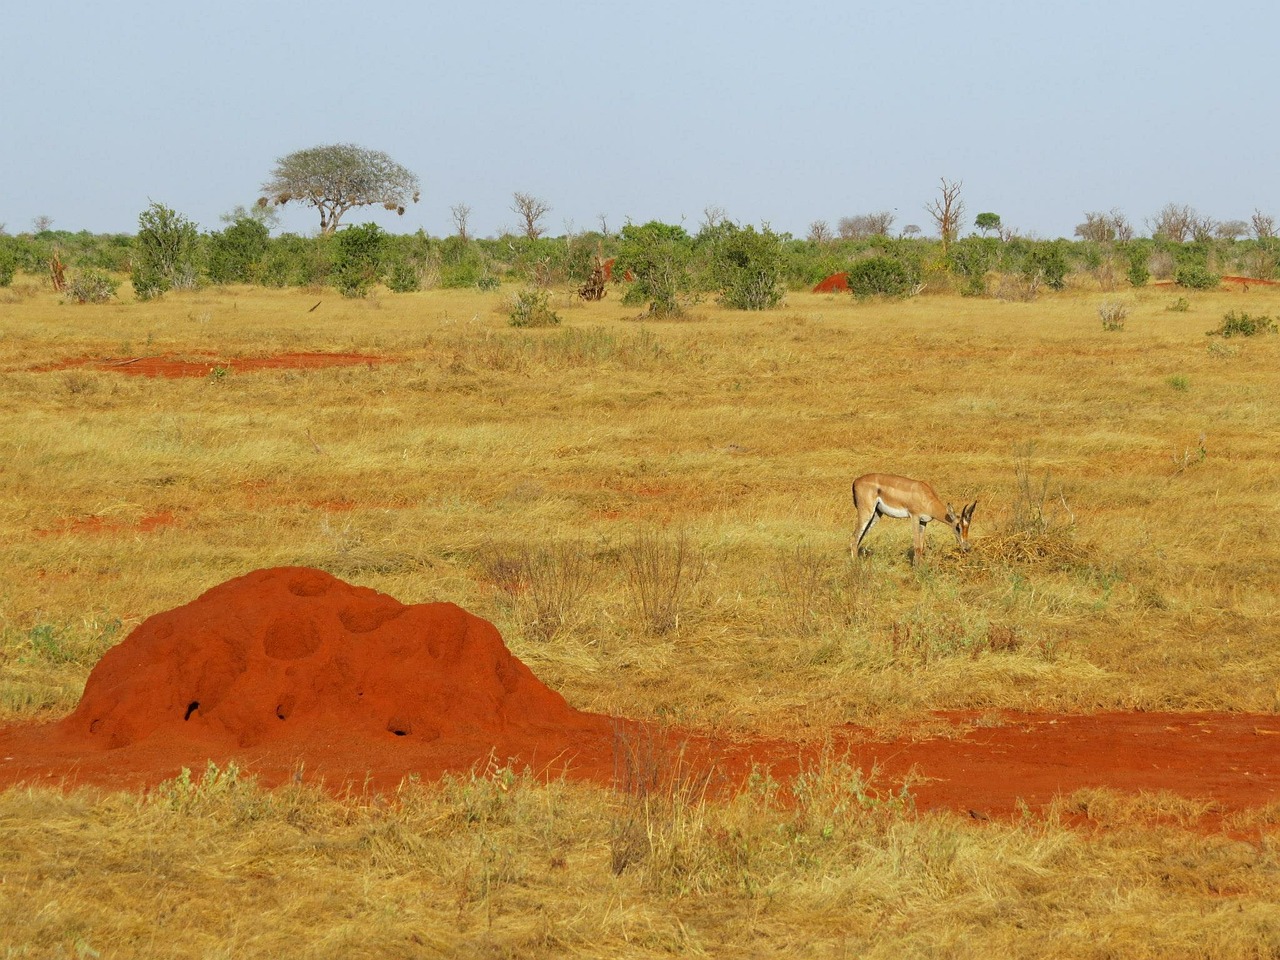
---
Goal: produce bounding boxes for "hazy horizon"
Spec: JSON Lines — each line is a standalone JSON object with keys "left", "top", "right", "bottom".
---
{"left": 5, "top": 0, "right": 1277, "bottom": 241}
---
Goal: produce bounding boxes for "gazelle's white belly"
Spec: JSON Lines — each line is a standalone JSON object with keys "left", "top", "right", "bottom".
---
{"left": 876, "top": 499, "right": 911, "bottom": 519}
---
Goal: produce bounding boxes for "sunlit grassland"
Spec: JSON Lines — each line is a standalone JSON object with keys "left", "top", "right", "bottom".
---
{"left": 3, "top": 280, "right": 1277, "bottom": 725}
{"left": 3, "top": 279, "right": 1280, "bottom": 957}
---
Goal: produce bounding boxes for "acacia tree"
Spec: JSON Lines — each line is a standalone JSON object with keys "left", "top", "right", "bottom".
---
{"left": 260, "top": 144, "right": 420, "bottom": 235}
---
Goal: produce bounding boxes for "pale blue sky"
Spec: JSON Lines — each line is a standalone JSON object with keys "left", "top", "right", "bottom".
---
{"left": 4, "top": 0, "right": 1276, "bottom": 239}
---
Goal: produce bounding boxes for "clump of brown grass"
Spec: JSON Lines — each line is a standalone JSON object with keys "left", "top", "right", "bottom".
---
{"left": 621, "top": 527, "right": 704, "bottom": 636}
{"left": 477, "top": 539, "right": 595, "bottom": 642}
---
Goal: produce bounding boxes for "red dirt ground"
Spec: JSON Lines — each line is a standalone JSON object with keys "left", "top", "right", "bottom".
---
{"left": 1, "top": 568, "right": 1276, "bottom": 828}
{"left": 43, "top": 352, "right": 389, "bottom": 378}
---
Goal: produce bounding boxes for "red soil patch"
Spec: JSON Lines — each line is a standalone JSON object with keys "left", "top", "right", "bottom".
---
{"left": 813, "top": 272, "right": 850, "bottom": 293}
{"left": 37, "top": 510, "right": 176, "bottom": 538}
{"left": 43, "top": 352, "right": 389, "bottom": 378}
{"left": 1, "top": 568, "right": 1277, "bottom": 829}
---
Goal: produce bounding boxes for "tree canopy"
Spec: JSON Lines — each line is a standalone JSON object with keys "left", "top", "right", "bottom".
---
{"left": 260, "top": 144, "right": 420, "bottom": 235}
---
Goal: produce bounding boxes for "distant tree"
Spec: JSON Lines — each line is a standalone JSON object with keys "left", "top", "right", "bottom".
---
{"left": 449, "top": 203, "right": 473, "bottom": 242}
{"left": 1215, "top": 219, "right": 1249, "bottom": 240}
{"left": 900, "top": 224, "right": 922, "bottom": 238}
{"left": 1251, "top": 209, "right": 1275, "bottom": 241}
{"left": 1076, "top": 209, "right": 1134, "bottom": 243}
{"left": 511, "top": 192, "right": 551, "bottom": 239}
{"left": 807, "top": 220, "right": 834, "bottom": 245}
{"left": 974, "top": 212, "right": 1001, "bottom": 237}
{"left": 32, "top": 215, "right": 54, "bottom": 234}
{"left": 1147, "top": 203, "right": 1214, "bottom": 243}
{"left": 131, "top": 202, "right": 199, "bottom": 300}
{"left": 260, "top": 143, "right": 420, "bottom": 236}
{"left": 220, "top": 202, "right": 280, "bottom": 232}
{"left": 597, "top": 213, "right": 611, "bottom": 236}
{"left": 838, "top": 212, "right": 895, "bottom": 240}
{"left": 925, "top": 178, "right": 965, "bottom": 255}
{"left": 700, "top": 205, "right": 728, "bottom": 231}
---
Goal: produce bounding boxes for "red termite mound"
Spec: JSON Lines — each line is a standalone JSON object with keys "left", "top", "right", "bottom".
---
{"left": 60, "top": 567, "right": 603, "bottom": 755}
{"left": 813, "top": 271, "right": 849, "bottom": 293}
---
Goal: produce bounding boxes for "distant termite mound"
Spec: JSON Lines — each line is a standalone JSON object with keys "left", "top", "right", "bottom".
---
{"left": 812, "top": 272, "right": 849, "bottom": 293}
{"left": 61, "top": 567, "right": 599, "bottom": 752}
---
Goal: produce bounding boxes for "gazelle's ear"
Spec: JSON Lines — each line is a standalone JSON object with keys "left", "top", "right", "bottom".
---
{"left": 964, "top": 501, "right": 978, "bottom": 521}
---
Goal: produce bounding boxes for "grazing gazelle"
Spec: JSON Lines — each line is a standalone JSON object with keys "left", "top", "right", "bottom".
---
{"left": 851, "top": 473, "right": 977, "bottom": 565}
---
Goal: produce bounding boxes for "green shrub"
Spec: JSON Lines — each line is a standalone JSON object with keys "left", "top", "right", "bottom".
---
{"left": 1166, "top": 297, "right": 1190, "bottom": 313}
{"left": 845, "top": 256, "right": 914, "bottom": 299}
{"left": 1206, "top": 310, "right": 1277, "bottom": 338}
{"left": 65, "top": 270, "right": 120, "bottom": 303}
{"left": 701, "top": 222, "right": 785, "bottom": 310}
{"left": 207, "top": 217, "right": 269, "bottom": 284}
{"left": 0, "top": 238, "right": 15, "bottom": 287}
{"left": 1124, "top": 246, "right": 1150, "bottom": 287}
{"left": 1020, "top": 242, "right": 1069, "bottom": 291}
{"left": 1174, "top": 264, "right": 1220, "bottom": 290}
{"left": 131, "top": 202, "right": 200, "bottom": 300}
{"left": 333, "top": 222, "right": 386, "bottom": 297}
{"left": 614, "top": 221, "right": 695, "bottom": 318}
{"left": 507, "top": 287, "right": 561, "bottom": 327}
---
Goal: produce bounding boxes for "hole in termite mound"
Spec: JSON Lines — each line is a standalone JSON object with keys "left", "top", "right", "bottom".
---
{"left": 183, "top": 701, "right": 200, "bottom": 720}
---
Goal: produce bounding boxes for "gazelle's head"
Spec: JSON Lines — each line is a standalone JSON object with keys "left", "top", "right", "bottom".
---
{"left": 945, "top": 501, "right": 978, "bottom": 552}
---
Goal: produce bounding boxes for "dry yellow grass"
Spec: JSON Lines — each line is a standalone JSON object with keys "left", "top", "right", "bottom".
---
{"left": 2, "top": 277, "right": 1279, "bottom": 956}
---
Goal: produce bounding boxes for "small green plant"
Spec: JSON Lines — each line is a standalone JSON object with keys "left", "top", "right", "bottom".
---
{"left": 1166, "top": 296, "right": 1190, "bottom": 312}
{"left": 845, "top": 255, "right": 915, "bottom": 299}
{"left": 1166, "top": 374, "right": 1190, "bottom": 391}
{"left": 1172, "top": 433, "right": 1207, "bottom": 473}
{"left": 1097, "top": 300, "right": 1128, "bottom": 331}
{"left": 507, "top": 287, "right": 561, "bottom": 327}
{"left": 1207, "top": 310, "right": 1277, "bottom": 338}
{"left": 1174, "top": 264, "right": 1220, "bottom": 290}
{"left": 65, "top": 270, "right": 120, "bottom": 304}
{"left": 208, "top": 365, "right": 231, "bottom": 381}
{"left": 476, "top": 274, "right": 500, "bottom": 291}
{"left": 385, "top": 256, "right": 421, "bottom": 293}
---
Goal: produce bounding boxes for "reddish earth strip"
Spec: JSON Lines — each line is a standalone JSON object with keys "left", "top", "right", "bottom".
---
{"left": 36, "top": 510, "right": 176, "bottom": 538}
{"left": 1, "top": 568, "right": 1276, "bottom": 828}
{"left": 43, "top": 352, "right": 389, "bottom": 378}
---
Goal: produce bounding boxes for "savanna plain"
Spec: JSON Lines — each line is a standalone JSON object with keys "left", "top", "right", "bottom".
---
{"left": 1, "top": 278, "right": 1279, "bottom": 957}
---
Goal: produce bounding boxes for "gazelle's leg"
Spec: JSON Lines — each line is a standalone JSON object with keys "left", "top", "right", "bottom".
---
{"left": 852, "top": 508, "right": 878, "bottom": 557}
{"left": 912, "top": 519, "right": 926, "bottom": 565}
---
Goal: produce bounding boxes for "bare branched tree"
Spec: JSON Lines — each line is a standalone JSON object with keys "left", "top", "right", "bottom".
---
{"left": 1075, "top": 209, "right": 1132, "bottom": 244}
{"left": 597, "top": 213, "right": 611, "bottom": 236}
{"left": 450, "top": 203, "right": 472, "bottom": 242}
{"left": 1147, "top": 203, "right": 1213, "bottom": 243}
{"left": 925, "top": 178, "right": 965, "bottom": 255}
{"left": 837, "top": 211, "right": 895, "bottom": 240}
{"left": 1251, "top": 209, "right": 1276, "bottom": 241}
{"left": 807, "top": 220, "right": 834, "bottom": 245}
{"left": 700, "top": 205, "right": 728, "bottom": 231}
{"left": 32, "top": 215, "right": 54, "bottom": 233}
{"left": 512, "top": 192, "right": 551, "bottom": 239}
